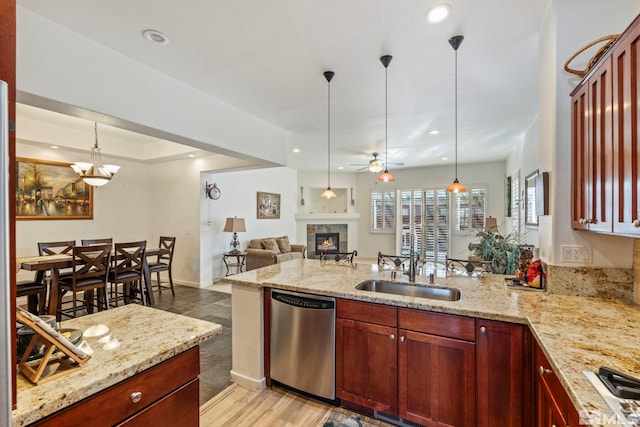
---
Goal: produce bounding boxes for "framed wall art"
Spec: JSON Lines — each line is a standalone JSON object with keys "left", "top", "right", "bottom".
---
{"left": 16, "top": 157, "right": 93, "bottom": 220}
{"left": 257, "top": 192, "right": 280, "bottom": 219}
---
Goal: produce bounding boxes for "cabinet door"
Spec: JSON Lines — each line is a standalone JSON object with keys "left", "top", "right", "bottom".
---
{"left": 536, "top": 378, "right": 566, "bottom": 427}
{"left": 613, "top": 22, "right": 640, "bottom": 235}
{"left": 571, "top": 82, "right": 590, "bottom": 230}
{"left": 336, "top": 318, "right": 398, "bottom": 414}
{"left": 398, "top": 329, "right": 475, "bottom": 427}
{"left": 587, "top": 57, "right": 613, "bottom": 232}
{"left": 476, "top": 320, "right": 525, "bottom": 427}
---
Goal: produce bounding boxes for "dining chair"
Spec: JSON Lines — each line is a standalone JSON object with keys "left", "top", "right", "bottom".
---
{"left": 16, "top": 282, "right": 46, "bottom": 314}
{"left": 57, "top": 243, "right": 112, "bottom": 319}
{"left": 38, "top": 240, "right": 76, "bottom": 256}
{"left": 108, "top": 241, "right": 146, "bottom": 306}
{"left": 81, "top": 238, "right": 113, "bottom": 246}
{"left": 148, "top": 236, "right": 176, "bottom": 296}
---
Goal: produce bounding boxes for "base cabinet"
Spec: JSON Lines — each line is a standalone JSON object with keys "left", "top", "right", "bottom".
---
{"left": 535, "top": 343, "right": 579, "bottom": 427}
{"left": 31, "top": 347, "right": 200, "bottom": 427}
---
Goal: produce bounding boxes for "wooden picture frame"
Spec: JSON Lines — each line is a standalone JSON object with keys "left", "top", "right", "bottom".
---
{"left": 16, "top": 157, "right": 93, "bottom": 220}
{"left": 257, "top": 192, "right": 281, "bottom": 219}
{"left": 525, "top": 169, "right": 539, "bottom": 226}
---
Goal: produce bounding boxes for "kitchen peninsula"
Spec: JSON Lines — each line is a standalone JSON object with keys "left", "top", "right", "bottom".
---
{"left": 12, "top": 304, "right": 221, "bottom": 426}
{"left": 224, "top": 258, "right": 640, "bottom": 425}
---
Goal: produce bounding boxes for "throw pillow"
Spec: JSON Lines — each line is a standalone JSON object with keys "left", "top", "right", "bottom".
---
{"left": 276, "top": 236, "right": 291, "bottom": 253}
{"left": 262, "top": 238, "right": 280, "bottom": 253}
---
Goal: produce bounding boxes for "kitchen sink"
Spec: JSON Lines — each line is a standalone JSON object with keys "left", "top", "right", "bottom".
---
{"left": 355, "top": 280, "right": 461, "bottom": 301}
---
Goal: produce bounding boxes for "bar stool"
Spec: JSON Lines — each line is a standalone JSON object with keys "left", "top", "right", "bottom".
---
{"left": 108, "top": 241, "right": 146, "bottom": 306}
{"left": 16, "top": 282, "right": 46, "bottom": 315}
{"left": 148, "top": 236, "right": 176, "bottom": 296}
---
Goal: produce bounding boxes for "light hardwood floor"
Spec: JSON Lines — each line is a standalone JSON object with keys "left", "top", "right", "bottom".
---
{"left": 199, "top": 384, "right": 390, "bottom": 427}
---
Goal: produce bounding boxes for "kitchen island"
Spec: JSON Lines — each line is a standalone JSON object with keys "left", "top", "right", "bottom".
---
{"left": 223, "top": 258, "right": 640, "bottom": 425}
{"left": 12, "top": 304, "right": 221, "bottom": 426}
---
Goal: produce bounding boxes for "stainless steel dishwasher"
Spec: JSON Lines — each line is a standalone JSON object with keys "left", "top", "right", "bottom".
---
{"left": 270, "top": 289, "right": 336, "bottom": 401}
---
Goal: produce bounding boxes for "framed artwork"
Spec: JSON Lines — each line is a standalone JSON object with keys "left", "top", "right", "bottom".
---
{"left": 16, "top": 157, "right": 94, "bottom": 220}
{"left": 257, "top": 192, "right": 281, "bottom": 219}
{"left": 525, "top": 169, "right": 539, "bottom": 226}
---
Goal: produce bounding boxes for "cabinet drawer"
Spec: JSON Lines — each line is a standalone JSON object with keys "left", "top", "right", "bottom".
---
{"left": 399, "top": 308, "right": 476, "bottom": 341}
{"left": 32, "top": 347, "right": 200, "bottom": 426}
{"left": 535, "top": 344, "right": 569, "bottom": 422}
{"left": 337, "top": 299, "right": 397, "bottom": 327}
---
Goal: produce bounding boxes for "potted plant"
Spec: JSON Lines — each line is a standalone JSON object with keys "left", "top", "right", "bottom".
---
{"left": 468, "top": 228, "right": 520, "bottom": 275}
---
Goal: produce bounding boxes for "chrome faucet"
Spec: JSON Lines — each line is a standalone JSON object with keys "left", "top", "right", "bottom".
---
{"left": 407, "top": 248, "right": 417, "bottom": 283}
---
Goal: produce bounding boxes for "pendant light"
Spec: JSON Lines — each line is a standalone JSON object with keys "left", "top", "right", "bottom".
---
{"left": 71, "top": 123, "right": 120, "bottom": 187}
{"left": 321, "top": 71, "right": 337, "bottom": 199}
{"left": 446, "top": 35, "right": 467, "bottom": 193}
{"left": 378, "top": 55, "right": 395, "bottom": 182}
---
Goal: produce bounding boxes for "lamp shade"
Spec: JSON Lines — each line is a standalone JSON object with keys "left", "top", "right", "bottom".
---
{"left": 223, "top": 217, "right": 246, "bottom": 233}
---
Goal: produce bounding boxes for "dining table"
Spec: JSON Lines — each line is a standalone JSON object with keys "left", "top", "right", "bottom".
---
{"left": 17, "top": 248, "right": 164, "bottom": 318}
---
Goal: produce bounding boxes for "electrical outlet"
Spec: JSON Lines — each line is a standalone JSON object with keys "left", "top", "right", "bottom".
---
{"left": 560, "top": 245, "right": 592, "bottom": 263}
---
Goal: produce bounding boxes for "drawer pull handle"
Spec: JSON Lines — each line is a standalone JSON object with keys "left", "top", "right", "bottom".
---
{"left": 390, "top": 334, "right": 395, "bottom": 340}
{"left": 480, "top": 326, "right": 486, "bottom": 334}
{"left": 634, "top": 219, "right": 640, "bottom": 228}
{"left": 131, "top": 391, "right": 143, "bottom": 403}
{"left": 539, "top": 366, "right": 552, "bottom": 375}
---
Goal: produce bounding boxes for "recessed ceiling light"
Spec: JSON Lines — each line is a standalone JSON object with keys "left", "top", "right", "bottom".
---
{"left": 442, "top": 157, "right": 448, "bottom": 161}
{"left": 143, "top": 29, "right": 170, "bottom": 45}
{"left": 338, "top": 166, "right": 344, "bottom": 170}
{"left": 292, "top": 148, "right": 300, "bottom": 153}
{"left": 429, "top": 130, "right": 440, "bottom": 135}
{"left": 425, "top": 5, "right": 451, "bottom": 23}
{"left": 188, "top": 154, "right": 195, "bottom": 158}
{"left": 50, "top": 145, "right": 59, "bottom": 149}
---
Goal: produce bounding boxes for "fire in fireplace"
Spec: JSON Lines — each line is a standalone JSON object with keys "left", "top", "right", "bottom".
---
{"left": 316, "top": 233, "right": 340, "bottom": 253}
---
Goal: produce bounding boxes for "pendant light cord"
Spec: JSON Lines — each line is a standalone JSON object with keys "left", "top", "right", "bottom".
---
{"left": 385, "top": 64, "right": 388, "bottom": 168}
{"left": 327, "top": 77, "right": 331, "bottom": 188}
{"left": 454, "top": 48, "right": 458, "bottom": 180}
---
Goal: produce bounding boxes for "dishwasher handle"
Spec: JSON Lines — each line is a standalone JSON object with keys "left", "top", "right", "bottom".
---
{"left": 272, "top": 290, "right": 335, "bottom": 310}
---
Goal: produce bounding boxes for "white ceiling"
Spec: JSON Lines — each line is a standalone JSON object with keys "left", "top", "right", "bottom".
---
{"left": 16, "top": 0, "right": 550, "bottom": 171}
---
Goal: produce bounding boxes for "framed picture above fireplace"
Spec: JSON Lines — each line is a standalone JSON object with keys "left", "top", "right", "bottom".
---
{"left": 257, "top": 192, "right": 281, "bottom": 219}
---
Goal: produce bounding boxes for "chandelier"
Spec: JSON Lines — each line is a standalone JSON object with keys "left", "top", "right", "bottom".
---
{"left": 71, "top": 123, "right": 120, "bottom": 187}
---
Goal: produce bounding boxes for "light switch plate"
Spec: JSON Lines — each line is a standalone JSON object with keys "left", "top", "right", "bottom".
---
{"left": 561, "top": 245, "right": 592, "bottom": 263}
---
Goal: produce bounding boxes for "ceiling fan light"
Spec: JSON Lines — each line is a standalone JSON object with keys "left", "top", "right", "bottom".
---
{"left": 377, "top": 169, "right": 396, "bottom": 182}
{"left": 321, "top": 187, "right": 337, "bottom": 199}
{"left": 369, "top": 159, "right": 384, "bottom": 173}
{"left": 446, "top": 179, "right": 467, "bottom": 193}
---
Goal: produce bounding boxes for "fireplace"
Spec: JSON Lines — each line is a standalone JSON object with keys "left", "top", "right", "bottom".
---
{"left": 316, "top": 233, "right": 340, "bottom": 254}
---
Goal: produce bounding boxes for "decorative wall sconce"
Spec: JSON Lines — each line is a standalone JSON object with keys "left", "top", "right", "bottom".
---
{"left": 205, "top": 182, "right": 221, "bottom": 200}
{"left": 300, "top": 186, "right": 305, "bottom": 206}
{"left": 350, "top": 188, "right": 355, "bottom": 206}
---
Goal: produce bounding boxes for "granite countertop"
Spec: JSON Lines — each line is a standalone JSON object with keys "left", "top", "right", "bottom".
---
{"left": 223, "top": 258, "right": 640, "bottom": 423}
{"left": 12, "top": 304, "right": 221, "bottom": 426}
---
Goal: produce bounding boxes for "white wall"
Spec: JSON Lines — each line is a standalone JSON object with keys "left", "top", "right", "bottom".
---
{"left": 297, "top": 171, "right": 358, "bottom": 215}
{"left": 200, "top": 167, "right": 298, "bottom": 285}
{"left": 355, "top": 161, "right": 506, "bottom": 260}
{"left": 15, "top": 142, "right": 151, "bottom": 281}
{"left": 539, "top": 0, "right": 639, "bottom": 268}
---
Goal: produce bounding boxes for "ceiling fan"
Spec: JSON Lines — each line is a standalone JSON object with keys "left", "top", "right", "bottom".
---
{"left": 350, "top": 152, "right": 404, "bottom": 172}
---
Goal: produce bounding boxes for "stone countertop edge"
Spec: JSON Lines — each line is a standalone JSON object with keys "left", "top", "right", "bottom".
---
{"left": 222, "top": 258, "right": 640, "bottom": 425}
{"left": 12, "top": 304, "right": 222, "bottom": 427}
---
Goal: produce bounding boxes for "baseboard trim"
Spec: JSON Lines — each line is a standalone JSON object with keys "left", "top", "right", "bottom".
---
{"left": 230, "top": 370, "right": 266, "bottom": 392}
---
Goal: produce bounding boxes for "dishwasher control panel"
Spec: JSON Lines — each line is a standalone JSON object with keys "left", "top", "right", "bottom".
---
{"left": 272, "top": 291, "right": 335, "bottom": 310}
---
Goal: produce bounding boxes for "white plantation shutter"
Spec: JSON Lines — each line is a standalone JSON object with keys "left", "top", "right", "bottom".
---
{"left": 371, "top": 191, "right": 395, "bottom": 231}
{"left": 455, "top": 188, "right": 486, "bottom": 231}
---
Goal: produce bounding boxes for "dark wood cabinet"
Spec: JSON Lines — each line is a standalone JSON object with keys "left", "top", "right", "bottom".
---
{"left": 31, "top": 347, "right": 200, "bottom": 427}
{"left": 613, "top": 20, "right": 640, "bottom": 235}
{"left": 571, "top": 58, "right": 613, "bottom": 232}
{"left": 399, "top": 329, "right": 475, "bottom": 426}
{"left": 534, "top": 343, "right": 579, "bottom": 427}
{"left": 571, "top": 13, "right": 640, "bottom": 236}
{"left": 476, "top": 320, "right": 528, "bottom": 427}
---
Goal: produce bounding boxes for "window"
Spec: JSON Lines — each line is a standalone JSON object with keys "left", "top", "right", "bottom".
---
{"left": 454, "top": 188, "right": 486, "bottom": 231}
{"left": 399, "top": 189, "right": 448, "bottom": 262}
{"left": 371, "top": 191, "right": 395, "bottom": 231}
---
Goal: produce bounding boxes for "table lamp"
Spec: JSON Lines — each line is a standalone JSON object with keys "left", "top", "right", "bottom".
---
{"left": 223, "top": 217, "right": 246, "bottom": 254}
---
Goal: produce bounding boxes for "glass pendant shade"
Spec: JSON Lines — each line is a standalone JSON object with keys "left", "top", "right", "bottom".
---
{"left": 446, "top": 178, "right": 466, "bottom": 193}
{"left": 321, "top": 187, "right": 337, "bottom": 199}
{"left": 378, "top": 169, "right": 395, "bottom": 182}
{"left": 71, "top": 123, "right": 120, "bottom": 187}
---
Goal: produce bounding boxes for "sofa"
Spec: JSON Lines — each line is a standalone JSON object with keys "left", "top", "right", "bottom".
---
{"left": 245, "top": 236, "right": 306, "bottom": 271}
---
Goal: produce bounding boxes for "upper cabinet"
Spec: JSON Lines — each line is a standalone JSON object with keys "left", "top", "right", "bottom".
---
{"left": 571, "top": 13, "right": 640, "bottom": 236}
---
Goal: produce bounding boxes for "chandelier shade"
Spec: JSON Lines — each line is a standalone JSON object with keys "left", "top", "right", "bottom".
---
{"left": 71, "top": 123, "right": 120, "bottom": 187}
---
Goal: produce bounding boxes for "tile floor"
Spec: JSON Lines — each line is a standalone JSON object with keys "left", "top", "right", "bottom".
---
{"left": 147, "top": 284, "right": 232, "bottom": 406}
